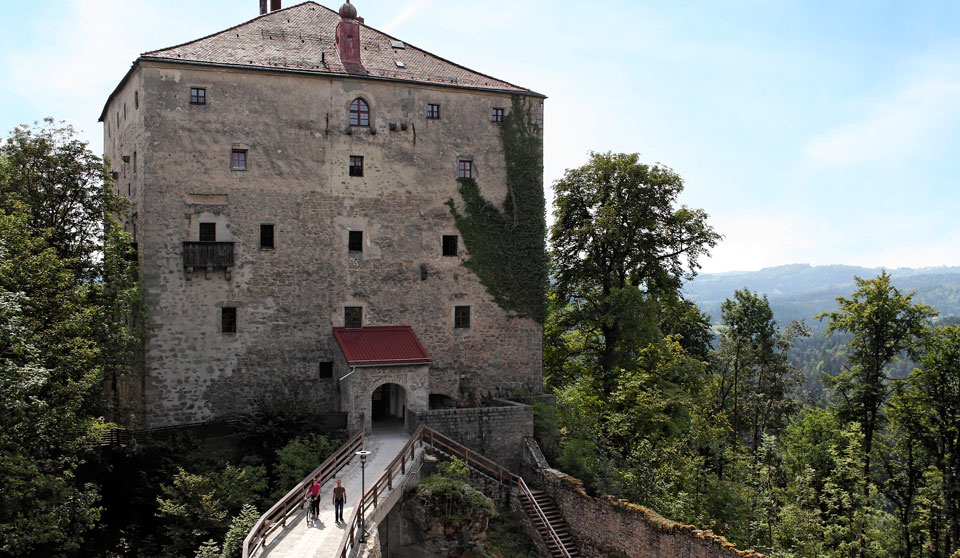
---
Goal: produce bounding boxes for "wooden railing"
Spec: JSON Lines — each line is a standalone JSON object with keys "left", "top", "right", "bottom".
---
{"left": 420, "top": 427, "right": 573, "bottom": 558}
{"left": 183, "top": 241, "right": 234, "bottom": 268}
{"left": 242, "top": 431, "right": 363, "bottom": 558}
{"left": 333, "top": 425, "right": 572, "bottom": 558}
{"left": 335, "top": 424, "right": 426, "bottom": 558}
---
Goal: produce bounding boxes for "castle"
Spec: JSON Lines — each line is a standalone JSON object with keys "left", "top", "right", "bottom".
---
{"left": 99, "top": 0, "right": 546, "bottom": 430}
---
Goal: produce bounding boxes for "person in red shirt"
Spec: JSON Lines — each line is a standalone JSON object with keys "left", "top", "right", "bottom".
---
{"left": 305, "top": 479, "right": 321, "bottom": 524}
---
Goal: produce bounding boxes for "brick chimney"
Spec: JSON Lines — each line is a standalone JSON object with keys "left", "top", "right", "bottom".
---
{"left": 336, "top": 1, "right": 365, "bottom": 73}
{"left": 260, "top": 0, "right": 280, "bottom": 15}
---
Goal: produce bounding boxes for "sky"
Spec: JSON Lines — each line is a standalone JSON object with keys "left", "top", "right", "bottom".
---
{"left": 2, "top": 0, "right": 959, "bottom": 273}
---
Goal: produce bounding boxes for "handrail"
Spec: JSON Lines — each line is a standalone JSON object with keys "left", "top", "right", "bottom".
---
{"left": 335, "top": 424, "right": 425, "bottom": 558}
{"left": 416, "top": 427, "right": 572, "bottom": 558}
{"left": 243, "top": 431, "right": 364, "bottom": 558}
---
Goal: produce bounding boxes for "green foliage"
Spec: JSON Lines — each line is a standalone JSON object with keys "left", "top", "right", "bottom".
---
{"left": 446, "top": 95, "right": 547, "bottom": 322}
{"left": 549, "top": 151, "right": 720, "bottom": 383}
{"left": 818, "top": 272, "right": 936, "bottom": 475}
{"left": 481, "top": 510, "right": 540, "bottom": 558}
{"left": 0, "top": 120, "right": 141, "bottom": 557}
{"left": 272, "top": 433, "right": 336, "bottom": 497}
{"left": 220, "top": 504, "right": 259, "bottom": 558}
{"left": 417, "top": 468, "right": 495, "bottom": 522}
{"left": 438, "top": 456, "right": 470, "bottom": 480}
{"left": 156, "top": 465, "right": 266, "bottom": 557}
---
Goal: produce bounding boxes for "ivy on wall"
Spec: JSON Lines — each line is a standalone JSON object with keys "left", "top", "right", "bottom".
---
{"left": 446, "top": 95, "right": 548, "bottom": 323}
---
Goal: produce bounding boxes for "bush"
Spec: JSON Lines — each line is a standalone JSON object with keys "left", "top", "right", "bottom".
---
{"left": 272, "top": 433, "right": 337, "bottom": 498}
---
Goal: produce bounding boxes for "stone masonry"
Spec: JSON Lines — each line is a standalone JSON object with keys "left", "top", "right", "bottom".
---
{"left": 99, "top": 2, "right": 545, "bottom": 427}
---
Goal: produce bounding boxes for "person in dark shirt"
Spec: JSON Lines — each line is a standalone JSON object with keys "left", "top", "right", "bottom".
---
{"left": 333, "top": 479, "right": 346, "bottom": 523}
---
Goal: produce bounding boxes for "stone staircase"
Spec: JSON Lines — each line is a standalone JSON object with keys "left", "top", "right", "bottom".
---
{"left": 521, "top": 489, "right": 580, "bottom": 558}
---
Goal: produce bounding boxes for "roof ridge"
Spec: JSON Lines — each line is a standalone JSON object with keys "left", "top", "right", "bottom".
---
{"left": 142, "top": 1, "right": 324, "bottom": 57}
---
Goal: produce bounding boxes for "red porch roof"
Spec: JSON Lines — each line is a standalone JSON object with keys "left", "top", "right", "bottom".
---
{"left": 333, "top": 326, "right": 432, "bottom": 367}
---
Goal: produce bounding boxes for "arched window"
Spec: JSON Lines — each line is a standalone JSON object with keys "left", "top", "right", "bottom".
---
{"left": 349, "top": 98, "right": 370, "bottom": 127}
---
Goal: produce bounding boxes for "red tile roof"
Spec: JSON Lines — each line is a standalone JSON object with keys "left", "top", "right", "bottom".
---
{"left": 140, "top": 2, "right": 541, "bottom": 96}
{"left": 333, "top": 326, "right": 432, "bottom": 367}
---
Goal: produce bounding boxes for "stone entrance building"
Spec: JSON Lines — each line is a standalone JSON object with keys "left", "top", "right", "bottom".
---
{"left": 99, "top": 1, "right": 545, "bottom": 429}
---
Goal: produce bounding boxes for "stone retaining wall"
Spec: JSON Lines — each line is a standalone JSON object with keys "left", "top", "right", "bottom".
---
{"left": 537, "top": 468, "right": 764, "bottom": 558}
{"left": 408, "top": 399, "right": 533, "bottom": 472}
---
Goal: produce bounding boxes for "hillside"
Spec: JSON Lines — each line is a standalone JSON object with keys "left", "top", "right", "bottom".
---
{"left": 684, "top": 264, "right": 960, "bottom": 326}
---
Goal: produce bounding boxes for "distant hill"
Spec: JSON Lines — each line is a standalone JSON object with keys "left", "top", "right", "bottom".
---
{"left": 684, "top": 264, "right": 960, "bottom": 326}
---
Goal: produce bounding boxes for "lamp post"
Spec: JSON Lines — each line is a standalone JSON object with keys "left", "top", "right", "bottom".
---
{"left": 355, "top": 450, "right": 371, "bottom": 542}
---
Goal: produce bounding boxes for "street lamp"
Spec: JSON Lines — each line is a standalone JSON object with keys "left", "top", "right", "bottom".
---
{"left": 355, "top": 450, "right": 371, "bottom": 542}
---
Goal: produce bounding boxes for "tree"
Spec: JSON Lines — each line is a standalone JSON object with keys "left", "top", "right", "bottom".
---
{"left": 0, "top": 121, "right": 140, "bottom": 556}
{"left": 550, "top": 152, "right": 720, "bottom": 388}
{"left": 909, "top": 325, "right": 960, "bottom": 553}
{"left": 0, "top": 119, "right": 111, "bottom": 281}
{"left": 817, "top": 272, "right": 936, "bottom": 478}
{"left": 713, "top": 289, "right": 805, "bottom": 454}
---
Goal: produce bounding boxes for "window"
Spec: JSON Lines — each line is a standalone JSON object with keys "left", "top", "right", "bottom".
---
{"left": 344, "top": 306, "right": 363, "bottom": 328}
{"left": 348, "top": 230, "right": 363, "bottom": 252}
{"left": 442, "top": 235, "right": 458, "bottom": 257}
{"left": 349, "top": 98, "right": 369, "bottom": 126}
{"left": 123, "top": 103, "right": 127, "bottom": 120}
{"left": 199, "top": 222, "right": 216, "bottom": 242}
{"left": 454, "top": 306, "right": 471, "bottom": 329}
{"left": 319, "top": 361, "right": 333, "bottom": 379}
{"left": 116, "top": 112, "right": 119, "bottom": 127}
{"left": 133, "top": 151, "right": 137, "bottom": 173}
{"left": 260, "top": 224, "right": 274, "bottom": 249}
{"left": 458, "top": 159, "right": 472, "bottom": 179}
{"left": 190, "top": 87, "right": 206, "bottom": 105}
{"left": 231, "top": 149, "right": 247, "bottom": 170}
{"left": 134, "top": 90, "right": 139, "bottom": 109}
{"left": 222, "top": 307, "right": 237, "bottom": 333}
{"left": 491, "top": 107, "right": 504, "bottom": 123}
{"left": 127, "top": 183, "right": 131, "bottom": 197}
{"left": 427, "top": 104, "right": 440, "bottom": 119}
{"left": 349, "top": 156, "right": 364, "bottom": 177}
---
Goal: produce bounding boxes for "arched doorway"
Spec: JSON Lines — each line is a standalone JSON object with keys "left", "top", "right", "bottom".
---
{"left": 371, "top": 383, "right": 406, "bottom": 429}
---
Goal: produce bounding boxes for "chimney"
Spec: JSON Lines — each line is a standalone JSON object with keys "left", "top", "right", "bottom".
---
{"left": 336, "top": 1, "right": 364, "bottom": 72}
{"left": 260, "top": 0, "right": 267, "bottom": 15}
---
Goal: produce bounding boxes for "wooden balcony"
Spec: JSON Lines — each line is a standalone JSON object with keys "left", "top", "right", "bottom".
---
{"left": 183, "top": 242, "right": 234, "bottom": 269}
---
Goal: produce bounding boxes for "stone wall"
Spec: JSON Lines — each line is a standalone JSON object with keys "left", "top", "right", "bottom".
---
{"left": 536, "top": 468, "right": 764, "bottom": 558}
{"left": 409, "top": 399, "right": 533, "bottom": 472}
{"left": 102, "top": 59, "right": 545, "bottom": 427}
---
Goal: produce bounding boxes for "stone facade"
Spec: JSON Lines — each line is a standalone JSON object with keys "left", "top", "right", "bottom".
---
{"left": 409, "top": 399, "right": 533, "bottom": 472}
{"left": 100, "top": 3, "right": 545, "bottom": 427}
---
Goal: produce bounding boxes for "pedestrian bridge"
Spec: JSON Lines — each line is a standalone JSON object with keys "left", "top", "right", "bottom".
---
{"left": 242, "top": 423, "right": 575, "bottom": 558}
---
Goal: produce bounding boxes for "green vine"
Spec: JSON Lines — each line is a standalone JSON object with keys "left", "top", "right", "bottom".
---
{"left": 446, "top": 95, "right": 548, "bottom": 323}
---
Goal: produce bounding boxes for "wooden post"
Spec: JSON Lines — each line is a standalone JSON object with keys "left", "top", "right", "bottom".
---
{"left": 401, "top": 454, "right": 406, "bottom": 475}
{"left": 373, "top": 484, "right": 378, "bottom": 508}
{"left": 388, "top": 468, "right": 393, "bottom": 490}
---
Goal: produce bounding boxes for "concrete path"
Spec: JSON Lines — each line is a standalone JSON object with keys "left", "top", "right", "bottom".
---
{"left": 254, "top": 424, "right": 411, "bottom": 558}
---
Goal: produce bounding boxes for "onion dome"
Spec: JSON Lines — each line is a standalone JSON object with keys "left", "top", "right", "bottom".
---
{"left": 339, "top": 1, "right": 358, "bottom": 20}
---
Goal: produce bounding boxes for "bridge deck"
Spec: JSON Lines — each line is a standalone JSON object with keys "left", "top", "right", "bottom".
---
{"left": 254, "top": 423, "right": 409, "bottom": 558}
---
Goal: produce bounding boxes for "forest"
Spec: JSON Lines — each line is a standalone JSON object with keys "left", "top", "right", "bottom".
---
{"left": 2, "top": 122, "right": 960, "bottom": 558}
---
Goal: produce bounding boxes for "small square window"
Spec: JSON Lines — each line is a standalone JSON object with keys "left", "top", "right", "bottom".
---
{"left": 454, "top": 306, "right": 471, "bottom": 329}
{"left": 344, "top": 306, "right": 363, "bottom": 328}
{"left": 191, "top": 87, "right": 206, "bottom": 105}
{"left": 349, "top": 156, "right": 364, "bottom": 177}
{"left": 319, "top": 361, "right": 333, "bottom": 379}
{"left": 348, "top": 230, "right": 363, "bottom": 252}
{"left": 427, "top": 104, "right": 440, "bottom": 119}
{"left": 458, "top": 160, "right": 472, "bottom": 179}
{"left": 222, "top": 307, "right": 237, "bottom": 333}
{"left": 492, "top": 107, "right": 504, "bottom": 123}
{"left": 442, "top": 235, "right": 458, "bottom": 257}
{"left": 134, "top": 90, "right": 139, "bottom": 109}
{"left": 232, "top": 149, "right": 247, "bottom": 170}
{"left": 199, "top": 222, "right": 216, "bottom": 242}
{"left": 260, "top": 224, "right": 275, "bottom": 249}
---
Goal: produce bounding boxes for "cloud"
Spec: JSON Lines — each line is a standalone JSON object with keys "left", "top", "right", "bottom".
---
{"left": 804, "top": 59, "right": 960, "bottom": 165}
{"left": 381, "top": 0, "right": 432, "bottom": 33}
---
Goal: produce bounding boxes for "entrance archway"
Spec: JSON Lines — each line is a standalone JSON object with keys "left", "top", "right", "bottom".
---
{"left": 371, "top": 383, "right": 406, "bottom": 429}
